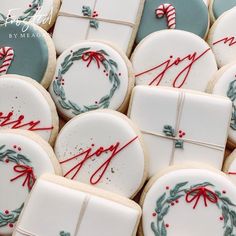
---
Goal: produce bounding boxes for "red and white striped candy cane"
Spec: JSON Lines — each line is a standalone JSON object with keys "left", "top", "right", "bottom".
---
{"left": 156, "top": 3, "right": 176, "bottom": 29}
{"left": 0, "top": 47, "right": 14, "bottom": 75}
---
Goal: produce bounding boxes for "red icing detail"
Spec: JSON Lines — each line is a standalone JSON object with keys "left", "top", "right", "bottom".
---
{"left": 10, "top": 164, "right": 36, "bottom": 190}
{"left": 222, "top": 190, "right": 226, "bottom": 194}
{"left": 171, "top": 202, "right": 174, "bottom": 206}
{"left": 13, "top": 145, "right": 17, "bottom": 149}
{"left": 119, "top": 73, "right": 121, "bottom": 76}
{"left": 166, "top": 186, "right": 169, "bottom": 190}
{"left": 60, "top": 136, "right": 139, "bottom": 185}
{"left": 9, "top": 223, "right": 13, "bottom": 228}
{"left": 185, "top": 187, "right": 218, "bottom": 209}
{"left": 135, "top": 48, "right": 211, "bottom": 88}
{"left": 5, "top": 210, "right": 9, "bottom": 214}
{"left": 0, "top": 112, "right": 53, "bottom": 131}
{"left": 18, "top": 147, "right": 21, "bottom": 151}
{"left": 175, "top": 200, "right": 179, "bottom": 203}
{"left": 5, "top": 159, "right": 9, "bottom": 163}
{"left": 228, "top": 172, "right": 236, "bottom": 175}
{"left": 152, "top": 212, "right": 157, "bottom": 217}
{"left": 106, "top": 73, "right": 109, "bottom": 76}
{"left": 220, "top": 216, "right": 224, "bottom": 221}
{"left": 82, "top": 51, "right": 105, "bottom": 69}
{"left": 166, "top": 224, "right": 169, "bottom": 228}
{"left": 213, "top": 36, "right": 236, "bottom": 47}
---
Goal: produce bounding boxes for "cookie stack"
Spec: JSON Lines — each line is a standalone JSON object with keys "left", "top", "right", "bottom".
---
{"left": 1, "top": 0, "right": 236, "bottom": 235}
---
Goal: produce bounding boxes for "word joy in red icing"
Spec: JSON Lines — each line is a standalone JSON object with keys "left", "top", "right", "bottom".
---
{"left": 185, "top": 187, "right": 218, "bottom": 209}
{"left": 135, "top": 36, "right": 236, "bottom": 88}
{"left": 60, "top": 136, "right": 139, "bottom": 185}
{"left": 0, "top": 112, "right": 53, "bottom": 131}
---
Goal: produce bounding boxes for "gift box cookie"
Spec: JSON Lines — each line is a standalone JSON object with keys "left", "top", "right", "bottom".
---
{"left": 128, "top": 86, "right": 231, "bottom": 177}
{"left": 0, "top": 130, "right": 61, "bottom": 235}
{"left": 13, "top": 174, "right": 141, "bottom": 236}
{"left": 140, "top": 165, "right": 236, "bottom": 236}
{"left": 52, "top": 0, "right": 145, "bottom": 55}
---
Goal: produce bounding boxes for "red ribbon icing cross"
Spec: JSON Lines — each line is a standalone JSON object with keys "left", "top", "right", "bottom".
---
{"left": 82, "top": 51, "right": 105, "bottom": 68}
{"left": 10, "top": 164, "right": 36, "bottom": 190}
{"left": 185, "top": 187, "right": 218, "bottom": 209}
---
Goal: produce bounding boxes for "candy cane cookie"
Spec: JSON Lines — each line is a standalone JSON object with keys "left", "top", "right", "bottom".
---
{"left": 136, "top": 0, "right": 209, "bottom": 43}
{"left": 0, "top": 47, "right": 14, "bottom": 75}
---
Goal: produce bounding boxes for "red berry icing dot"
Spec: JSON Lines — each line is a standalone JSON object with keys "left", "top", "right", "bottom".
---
{"left": 166, "top": 224, "right": 169, "bottom": 228}
{"left": 18, "top": 147, "right": 21, "bottom": 151}
{"left": 171, "top": 202, "right": 174, "bottom": 206}
{"left": 166, "top": 186, "right": 169, "bottom": 190}
{"left": 13, "top": 145, "right": 17, "bottom": 149}
{"left": 175, "top": 200, "right": 179, "bottom": 203}
{"left": 222, "top": 190, "right": 226, "bottom": 194}
{"left": 5, "top": 159, "right": 9, "bottom": 163}
{"left": 9, "top": 223, "right": 13, "bottom": 228}
{"left": 5, "top": 210, "right": 9, "bottom": 214}
{"left": 152, "top": 212, "right": 157, "bottom": 217}
{"left": 220, "top": 216, "right": 224, "bottom": 221}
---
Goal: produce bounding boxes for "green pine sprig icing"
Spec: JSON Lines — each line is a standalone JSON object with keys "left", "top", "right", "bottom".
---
{"left": 82, "top": 5, "right": 99, "bottom": 29}
{"left": 227, "top": 79, "right": 236, "bottom": 131}
{"left": 53, "top": 47, "right": 121, "bottom": 115}
{"left": 0, "top": 0, "right": 43, "bottom": 24}
{"left": 60, "top": 231, "right": 71, "bottom": 236}
{"left": 0, "top": 145, "right": 31, "bottom": 228}
{"left": 151, "top": 181, "right": 236, "bottom": 236}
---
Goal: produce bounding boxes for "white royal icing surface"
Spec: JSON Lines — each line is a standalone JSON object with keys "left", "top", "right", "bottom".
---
{"left": 128, "top": 86, "right": 231, "bottom": 178}
{"left": 142, "top": 168, "right": 236, "bottom": 236}
{"left": 131, "top": 30, "right": 217, "bottom": 92}
{"left": 14, "top": 176, "right": 140, "bottom": 236}
{"left": 52, "top": 0, "right": 142, "bottom": 54}
{"left": 54, "top": 110, "right": 146, "bottom": 198}
{"left": 0, "top": 75, "right": 56, "bottom": 142}
{"left": 0, "top": 131, "right": 57, "bottom": 236}
{"left": 210, "top": 63, "right": 236, "bottom": 144}
{"left": 0, "top": 0, "right": 54, "bottom": 25}
{"left": 49, "top": 42, "right": 131, "bottom": 120}
{"left": 208, "top": 7, "right": 236, "bottom": 67}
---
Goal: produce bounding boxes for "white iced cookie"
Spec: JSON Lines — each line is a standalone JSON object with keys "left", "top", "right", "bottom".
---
{"left": 140, "top": 165, "right": 236, "bottom": 236}
{"left": 207, "top": 62, "right": 236, "bottom": 148}
{"left": 208, "top": 7, "right": 236, "bottom": 67}
{"left": 0, "top": 75, "right": 59, "bottom": 145}
{"left": 52, "top": 0, "right": 145, "bottom": 55}
{"left": 0, "top": 0, "right": 61, "bottom": 30}
{"left": 0, "top": 130, "right": 61, "bottom": 236}
{"left": 128, "top": 86, "right": 231, "bottom": 178}
{"left": 13, "top": 174, "right": 141, "bottom": 236}
{"left": 54, "top": 110, "right": 147, "bottom": 198}
{"left": 223, "top": 149, "right": 236, "bottom": 183}
{"left": 132, "top": 30, "right": 217, "bottom": 91}
{"left": 49, "top": 41, "right": 134, "bottom": 120}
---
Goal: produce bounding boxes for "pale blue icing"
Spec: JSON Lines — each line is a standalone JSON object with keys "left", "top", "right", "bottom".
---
{"left": 212, "top": 0, "right": 236, "bottom": 19}
{"left": 136, "top": 0, "right": 209, "bottom": 43}
{"left": 0, "top": 22, "right": 48, "bottom": 83}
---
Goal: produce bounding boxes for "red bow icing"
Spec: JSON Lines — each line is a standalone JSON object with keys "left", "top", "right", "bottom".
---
{"left": 185, "top": 187, "right": 218, "bottom": 209}
{"left": 10, "top": 164, "right": 36, "bottom": 190}
{"left": 82, "top": 51, "right": 105, "bottom": 69}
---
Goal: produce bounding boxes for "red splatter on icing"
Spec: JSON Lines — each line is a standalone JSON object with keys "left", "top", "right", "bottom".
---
{"left": 0, "top": 112, "right": 53, "bottom": 131}
{"left": 60, "top": 136, "right": 139, "bottom": 185}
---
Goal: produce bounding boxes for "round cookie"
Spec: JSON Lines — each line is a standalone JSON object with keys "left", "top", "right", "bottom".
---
{"left": 54, "top": 110, "right": 147, "bottom": 198}
{"left": 132, "top": 30, "right": 218, "bottom": 91}
{"left": 208, "top": 7, "right": 236, "bottom": 68}
{"left": 0, "top": 129, "right": 61, "bottom": 235}
{"left": 49, "top": 41, "right": 134, "bottom": 120}
{"left": 223, "top": 149, "right": 236, "bottom": 183}
{"left": 135, "top": 0, "right": 209, "bottom": 44}
{"left": 207, "top": 62, "right": 236, "bottom": 149}
{"left": 0, "top": 74, "right": 59, "bottom": 145}
{"left": 140, "top": 165, "right": 236, "bottom": 236}
{"left": 210, "top": 0, "right": 236, "bottom": 22}
{"left": 0, "top": 0, "right": 61, "bottom": 31}
{"left": 0, "top": 21, "right": 56, "bottom": 88}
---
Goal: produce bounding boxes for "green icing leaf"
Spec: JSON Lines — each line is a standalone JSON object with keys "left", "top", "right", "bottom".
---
{"left": 161, "top": 222, "right": 167, "bottom": 236}
{"left": 170, "top": 182, "right": 188, "bottom": 197}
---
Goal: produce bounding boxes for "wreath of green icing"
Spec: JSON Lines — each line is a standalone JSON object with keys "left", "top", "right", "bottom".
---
{"left": 53, "top": 47, "right": 121, "bottom": 115}
{"left": 151, "top": 181, "right": 236, "bottom": 236}
{"left": 0, "top": 145, "right": 32, "bottom": 228}
{"left": 0, "top": 0, "right": 43, "bottom": 24}
{"left": 227, "top": 79, "right": 236, "bottom": 130}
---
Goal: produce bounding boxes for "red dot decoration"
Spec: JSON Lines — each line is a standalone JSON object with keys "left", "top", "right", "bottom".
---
{"left": 5, "top": 159, "right": 9, "bottom": 163}
{"left": 9, "top": 223, "right": 13, "bottom": 228}
{"left": 166, "top": 186, "right": 169, "bottom": 190}
{"left": 220, "top": 216, "right": 224, "bottom": 221}
{"left": 29, "top": 4, "right": 32, "bottom": 7}
{"left": 222, "top": 190, "right": 226, "bottom": 194}
{"left": 175, "top": 200, "right": 179, "bottom": 203}
{"left": 18, "top": 147, "right": 21, "bottom": 151}
{"left": 171, "top": 202, "right": 174, "bottom": 206}
{"left": 166, "top": 224, "right": 169, "bottom": 228}
{"left": 13, "top": 145, "right": 17, "bottom": 149}
{"left": 5, "top": 210, "right": 9, "bottom": 214}
{"left": 152, "top": 212, "right": 157, "bottom": 217}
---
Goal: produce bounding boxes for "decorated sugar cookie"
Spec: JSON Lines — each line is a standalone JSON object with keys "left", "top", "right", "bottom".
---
{"left": 49, "top": 42, "right": 134, "bottom": 120}
{"left": 0, "top": 0, "right": 61, "bottom": 31}
{"left": 0, "top": 21, "right": 56, "bottom": 88}
{"left": 52, "top": 0, "right": 145, "bottom": 55}
{"left": 54, "top": 110, "right": 147, "bottom": 198}
{"left": 0, "top": 75, "right": 59, "bottom": 145}
{"left": 140, "top": 166, "right": 236, "bottom": 236}
{"left": 128, "top": 86, "right": 231, "bottom": 178}
{"left": 207, "top": 62, "right": 236, "bottom": 148}
{"left": 208, "top": 7, "right": 236, "bottom": 68}
{"left": 136, "top": 0, "right": 209, "bottom": 44}
{"left": 0, "top": 130, "right": 61, "bottom": 236}
{"left": 223, "top": 149, "right": 236, "bottom": 183}
{"left": 210, "top": 0, "right": 236, "bottom": 22}
{"left": 132, "top": 30, "right": 217, "bottom": 92}
{"left": 13, "top": 174, "right": 141, "bottom": 236}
